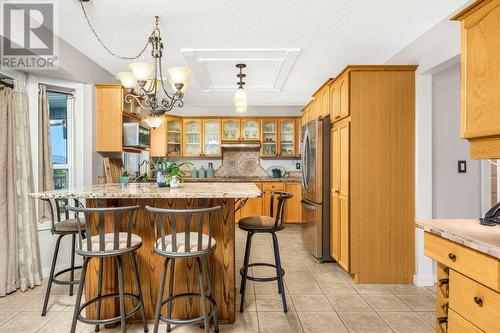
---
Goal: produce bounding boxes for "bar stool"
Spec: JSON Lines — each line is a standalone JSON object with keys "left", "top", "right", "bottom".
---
{"left": 41, "top": 198, "right": 86, "bottom": 316}
{"left": 66, "top": 205, "right": 148, "bottom": 333}
{"left": 238, "top": 191, "right": 292, "bottom": 313}
{"left": 146, "top": 205, "right": 220, "bottom": 333}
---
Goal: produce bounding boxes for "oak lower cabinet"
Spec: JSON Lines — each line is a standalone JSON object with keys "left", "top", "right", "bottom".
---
{"left": 424, "top": 232, "right": 500, "bottom": 332}
{"left": 284, "top": 182, "right": 302, "bottom": 223}
{"left": 452, "top": 0, "right": 500, "bottom": 158}
{"left": 327, "top": 65, "right": 416, "bottom": 284}
{"left": 237, "top": 183, "right": 263, "bottom": 222}
{"left": 263, "top": 182, "right": 285, "bottom": 217}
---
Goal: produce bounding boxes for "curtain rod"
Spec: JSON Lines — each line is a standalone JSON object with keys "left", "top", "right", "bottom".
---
{"left": 0, "top": 78, "right": 14, "bottom": 89}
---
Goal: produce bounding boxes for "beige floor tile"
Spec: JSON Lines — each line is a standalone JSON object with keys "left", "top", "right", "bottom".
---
{"left": 0, "top": 311, "right": 56, "bottom": 333}
{"left": 362, "top": 295, "right": 412, "bottom": 312}
{"left": 398, "top": 293, "right": 436, "bottom": 311}
{"left": 0, "top": 312, "right": 18, "bottom": 326}
{"left": 255, "top": 294, "right": 293, "bottom": 312}
{"left": 353, "top": 284, "right": 391, "bottom": 295}
{"left": 257, "top": 312, "right": 303, "bottom": 333}
{"left": 219, "top": 311, "right": 259, "bottom": 332}
{"left": 297, "top": 311, "right": 348, "bottom": 333}
{"left": 253, "top": 281, "right": 286, "bottom": 295}
{"left": 417, "top": 311, "right": 436, "bottom": 329}
{"left": 25, "top": 293, "right": 76, "bottom": 313}
{"left": 291, "top": 294, "right": 333, "bottom": 312}
{"left": 327, "top": 294, "right": 372, "bottom": 312}
{"left": 317, "top": 281, "right": 357, "bottom": 296}
{"left": 0, "top": 291, "right": 40, "bottom": 312}
{"left": 379, "top": 311, "right": 434, "bottom": 333}
{"left": 237, "top": 292, "right": 257, "bottom": 312}
{"left": 386, "top": 284, "right": 431, "bottom": 296}
{"left": 286, "top": 280, "right": 323, "bottom": 295}
{"left": 338, "top": 312, "right": 392, "bottom": 333}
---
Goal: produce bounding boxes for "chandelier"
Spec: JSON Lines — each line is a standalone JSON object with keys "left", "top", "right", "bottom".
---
{"left": 234, "top": 63, "right": 247, "bottom": 113}
{"left": 79, "top": 1, "right": 189, "bottom": 128}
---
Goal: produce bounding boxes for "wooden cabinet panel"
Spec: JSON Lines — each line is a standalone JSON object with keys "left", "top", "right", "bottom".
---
{"left": 96, "top": 84, "right": 123, "bottom": 152}
{"left": 295, "top": 118, "right": 301, "bottom": 156}
{"left": 166, "top": 116, "right": 182, "bottom": 156}
{"left": 339, "top": 120, "right": 350, "bottom": 197}
{"left": 321, "top": 84, "right": 330, "bottom": 117}
{"left": 242, "top": 119, "right": 261, "bottom": 141}
{"left": 149, "top": 116, "right": 167, "bottom": 156}
{"left": 263, "top": 182, "right": 285, "bottom": 217}
{"left": 261, "top": 119, "right": 278, "bottom": 156}
{"left": 330, "top": 80, "right": 341, "bottom": 122}
{"left": 448, "top": 309, "right": 485, "bottom": 333}
{"left": 284, "top": 182, "right": 302, "bottom": 223}
{"left": 339, "top": 194, "right": 349, "bottom": 271}
{"left": 183, "top": 119, "right": 202, "bottom": 156}
{"left": 330, "top": 192, "right": 341, "bottom": 261}
{"left": 339, "top": 74, "right": 350, "bottom": 119}
{"left": 449, "top": 270, "right": 500, "bottom": 332}
{"left": 203, "top": 119, "right": 221, "bottom": 157}
{"left": 239, "top": 183, "right": 263, "bottom": 221}
{"left": 222, "top": 119, "right": 241, "bottom": 141}
{"left": 278, "top": 118, "right": 296, "bottom": 157}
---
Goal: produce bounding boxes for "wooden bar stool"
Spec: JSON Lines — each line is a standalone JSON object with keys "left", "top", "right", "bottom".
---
{"left": 146, "top": 205, "right": 220, "bottom": 333}
{"left": 66, "top": 205, "right": 148, "bottom": 333}
{"left": 40, "top": 198, "right": 86, "bottom": 316}
{"left": 238, "top": 191, "right": 293, "bottom": 313}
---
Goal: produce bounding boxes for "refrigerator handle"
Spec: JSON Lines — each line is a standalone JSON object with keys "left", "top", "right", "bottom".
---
{"left": 301, "top": 199, "right": 316, "bottom": 210}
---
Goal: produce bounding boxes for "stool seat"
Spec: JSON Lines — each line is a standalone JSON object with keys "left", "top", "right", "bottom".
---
{"left": 155, "top": 232, "right": 216, "bottom": 254}
{"left": 54, "top": 218, "right": 87, "bottom": 233}
{"left": 238, "top": 216, "right": 276, "bottom": 231}
{"left": 80, "top": 232, "right": 142, "bottom": 253}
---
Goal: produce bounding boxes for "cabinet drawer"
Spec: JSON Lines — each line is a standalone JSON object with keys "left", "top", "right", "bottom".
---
{"left": 449, "top": 270, "right": 500, "bottom": 332}
{"left": 262, "top": 183, "right": 285, "bottom": 192}
{"left": 424, "top": 232, "right": 499, "bottom": 290}
{"left": 448, "top": 309, "right": 484, "bottom": 333}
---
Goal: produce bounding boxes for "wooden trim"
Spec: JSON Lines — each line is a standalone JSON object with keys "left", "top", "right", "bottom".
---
{"left": 451, "top": 0, "right": 492, "bottom": 21}
{"left": 333, "top": 65, "right": 418, "bottom": 82}
{"left": 311, "top": 78, "right": 333, "bottom": 97}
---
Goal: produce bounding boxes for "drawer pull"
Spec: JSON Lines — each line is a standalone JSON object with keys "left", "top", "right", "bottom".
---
{"left": 474, "top": 296, "right": 483, "bottom": 307}
{"left": 438, "top": 278, "right": 449, "bottom": 286}
{"left": 448, "top": 253, "right": 456, "bottom": 261}
{"left": 437, "top": 317, "right": 448, "bottom": 324}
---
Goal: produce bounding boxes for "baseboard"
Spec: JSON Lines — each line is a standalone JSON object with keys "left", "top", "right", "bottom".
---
{"left": 413, "top": 273, "right": 436, "bottom": 287}
{"left": 42, "top": 260, "right": 83, "bottom": 279}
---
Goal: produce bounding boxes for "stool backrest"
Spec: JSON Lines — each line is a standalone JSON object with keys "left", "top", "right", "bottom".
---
{"left": 269, "top": 191, "right": 293, "bottom": 229}
{"left": 42, "top": 198, "right": 83, "bottom": 233}
{"left": 145, "top": 205, "right": 221, "bottom": 254}
{"left": 65, "top": 205, "right": 140, "bottom": 254}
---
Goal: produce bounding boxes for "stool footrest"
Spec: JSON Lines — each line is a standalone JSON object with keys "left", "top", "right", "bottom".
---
{"left": 240, "top": 263, "right": 285, "bottom": 282}
{"left": 159, "top": 292, "right": 217, "bottom": 326}
{"left": 77, "top": 292, "right": 141, "bottom": 325}
{"left": 52, "top": 265, "right": 82, "bottom": 286}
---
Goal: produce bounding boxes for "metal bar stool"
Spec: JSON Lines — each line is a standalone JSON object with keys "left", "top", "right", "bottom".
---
{"left": 41, "top": 198, "right": 86, "bottom": 316}
{"left": 146, "top": 205, "right": 220, "bottom": 333}
{"left": 66, "top": 205, "right": 148, "bottom": 333}
{"left": 238, "top": 191, "right": 293, "bottom": 313}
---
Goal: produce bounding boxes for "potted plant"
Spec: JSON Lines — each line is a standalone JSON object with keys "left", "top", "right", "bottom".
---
{"left": 138, "top": 158, "right": 192, "bottom": 188}
{"left": 118, "top": 171, "right": 130, "bottom": 186}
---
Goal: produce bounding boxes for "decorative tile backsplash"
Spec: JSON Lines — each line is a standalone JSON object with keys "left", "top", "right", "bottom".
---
{"left": 215, "top": 148, "right": 268, "bottom": 177}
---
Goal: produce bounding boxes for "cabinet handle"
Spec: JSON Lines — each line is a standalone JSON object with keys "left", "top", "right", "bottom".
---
{"left": 436, "top": 317, "right": 447, "bottom": 333}
{"left": 438, "top": 278, "right": 449, "bottom": 286}
{"left": 448, "top": 253, "right": 456, "bottom": 261}
{"left": 335, "top": 115, "right": 341, "bottom": 119}
{"left": 474, "top": 296, "right": 483, "bottom": 307}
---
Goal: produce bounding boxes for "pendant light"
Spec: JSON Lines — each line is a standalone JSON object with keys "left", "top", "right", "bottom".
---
{"left": 234, "top": 64, "right": 247, "bottom": 113}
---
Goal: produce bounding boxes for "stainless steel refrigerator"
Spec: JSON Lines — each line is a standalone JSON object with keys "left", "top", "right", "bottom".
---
{"left": 300, "top": 115, "right": 332, "bottom": 261}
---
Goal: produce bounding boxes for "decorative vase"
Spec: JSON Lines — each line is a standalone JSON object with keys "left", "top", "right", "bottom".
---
{"left": 207, "top": 163, "right": 214, "bottom": 178}
{"left": 198, "top": 166, "right": 206, "bottom": 178}
{"left": 157, "top": 171, "right": 167, "bottom": 188}
{"left": 191, "top": 168, "right": 198, "bottom": 178}
{"left": 118, "top": 176, "right": 129, "bottom": 186}
{"left": 169, "top": 175, "right": 181, "bottom": 188}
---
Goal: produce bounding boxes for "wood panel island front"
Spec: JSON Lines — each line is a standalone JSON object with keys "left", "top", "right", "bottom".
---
{"left": 29, "top": 182, "right": 261, "bottom": 325}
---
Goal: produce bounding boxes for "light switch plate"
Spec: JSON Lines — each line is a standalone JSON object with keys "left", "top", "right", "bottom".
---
{"left": 296, "top": 162, "right": 301, "bottom": 170}
{"left": 458, "top": 160, "right": 467, "bottom": 173}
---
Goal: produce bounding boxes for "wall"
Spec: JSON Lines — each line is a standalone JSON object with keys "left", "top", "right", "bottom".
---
{"left": 432, "top": 63, "right": 481, "bottom": 218}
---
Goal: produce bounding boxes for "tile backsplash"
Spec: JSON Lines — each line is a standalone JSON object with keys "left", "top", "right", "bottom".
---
{"left": 215, "top": 148, "right": 268, "bottom": 177}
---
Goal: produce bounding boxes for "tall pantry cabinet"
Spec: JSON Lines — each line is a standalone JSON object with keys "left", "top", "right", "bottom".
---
{"left": 329, "top": 65, "right": 417, "bottom": 284}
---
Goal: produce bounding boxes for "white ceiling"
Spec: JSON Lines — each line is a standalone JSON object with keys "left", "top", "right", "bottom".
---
{"left": 56, "top": 0, "right": 469, "bottom": 107}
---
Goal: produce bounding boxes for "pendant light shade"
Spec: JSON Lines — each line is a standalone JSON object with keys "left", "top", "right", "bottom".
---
{"left": 143, "top": 115, "right": 164, "bottom": 129}
{"left": 167, "top": 67, "right": 191, "bottom": 86}
{"left": 234, "top": 89, "right": 248, "bottom": 112}
{"left": 117, "top": 72, "right": 137, "bottom": 89}
{"left": 129, "top": 62, "right": 154, "bottom": 81}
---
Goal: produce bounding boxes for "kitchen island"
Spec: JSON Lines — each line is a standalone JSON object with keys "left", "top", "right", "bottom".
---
{"left": 30, "top": 182, "right": 261, "bottom": 325}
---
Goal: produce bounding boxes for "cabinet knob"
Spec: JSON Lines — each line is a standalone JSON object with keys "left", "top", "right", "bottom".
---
{"left": 448, "top": 253, "right": 456, "bottom": 262}
{"left": 474, "top": 296, "right": 483, "bottom": 307}
{"left": 437, "top": 317, "right": 447, "bottom": 324}
{"left": 438, "top": 278, "right": 449, "bottom": 286}
{"left": 335, "top": 115, "right": 341, "bottom": 119}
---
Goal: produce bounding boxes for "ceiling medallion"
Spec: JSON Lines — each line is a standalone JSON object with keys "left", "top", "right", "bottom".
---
{"left": 234, "top": 63, "right": 247, "bottom": 113}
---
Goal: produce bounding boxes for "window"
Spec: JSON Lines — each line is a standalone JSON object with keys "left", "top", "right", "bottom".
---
{"left": 48, "top": 90, "right": 74, "bottom": 190}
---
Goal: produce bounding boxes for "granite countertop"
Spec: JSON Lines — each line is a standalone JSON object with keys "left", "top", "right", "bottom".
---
{"left": 29, "top": 183, "right": 261, "bottom": 200}
{"left": 416, "top": 219, "right": 500, "bottom": 259}
{"left": 183, "top": 176, "right": 302, "bottom": 183}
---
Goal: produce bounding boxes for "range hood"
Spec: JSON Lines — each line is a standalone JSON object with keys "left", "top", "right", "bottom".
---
{"left": 221, "top": 141, "right": 261, "bottom": 149}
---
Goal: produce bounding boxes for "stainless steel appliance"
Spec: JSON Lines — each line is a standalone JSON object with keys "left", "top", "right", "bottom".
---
{"left": 301, "top": 115, "right": 332, "bottom": 261}
{"left": 123, "top": 122, "right": 150, "bottom": 148}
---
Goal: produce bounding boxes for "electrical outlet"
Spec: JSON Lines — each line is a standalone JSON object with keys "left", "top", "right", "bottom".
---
{"left": 458, "top": 160, "right": 467, "bottom": 173}
{"left": 295, "top": 162, "right": 301, "bottom": 170}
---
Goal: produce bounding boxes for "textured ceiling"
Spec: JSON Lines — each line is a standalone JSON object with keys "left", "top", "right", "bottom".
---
{"left": 56, "top": 0, "right": 469, "bottom": 107}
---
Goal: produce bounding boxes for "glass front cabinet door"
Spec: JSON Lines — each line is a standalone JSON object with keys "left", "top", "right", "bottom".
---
{"left": 222, "top": 119, "right": 241, "bottom": 141}
{"left": 242, "top": 119, "right": 260, "bottom": 141}
{"left": 203, "top": 119, "right": 221, "bottom": 156}
{"left": 279, "top": 118, "right": 296, "bottom": 156}
{"left": 183, "top": 119, "right": 202, "bottom": 156}
{"left": 166, "top": 117, "right": 182, "bottom": 156}
{"left": 261, "top": 118, "right": 278, "bottom": 156}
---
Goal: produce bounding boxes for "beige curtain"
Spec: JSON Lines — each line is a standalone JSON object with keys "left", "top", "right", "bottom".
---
{"left": 0, "top": 86, "right": 43, "bottom": 296}
{"left": 38, "top": 85, "right": 53, "bottom": 220}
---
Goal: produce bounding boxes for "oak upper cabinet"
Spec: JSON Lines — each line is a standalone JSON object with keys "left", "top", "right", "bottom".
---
{"left": 222, "top": 118, "right": 241, "bottom": 141}
{"left": 302, "top": 101, "right": 313, "bottom": 125}
{"left": 330, "top": 73, "right": 349, "bottom": 122}
{"left": 166, "top": 116, "right": 182, "bottom": 156}
{"left": 452, "top": 0, "right": 500, "bottom": 158}
{"left": 203, "top": 119, "right": 221, "bottom": 157}
{"left": 321, "top": 82, "right": 330, "bottom": 117}
{"left": 95, "top": 84, "right": 124, "bottom": 152}
{"left": 261, "top": 118, "right": 278, "bottom": 157}
{"left": 242, "top": 118, "right": 261, "bottom": 141}
{"left": 284, "top": 182, "right": 302, "bottom": 223}
{"left": 278, "top": 118, "right": 296, "bottom": 157}
{"left": 330, "top": 80, "right": 340, "bottom": 121}
{"left": 182, "top": 118, "right": 202, "bottom": 156}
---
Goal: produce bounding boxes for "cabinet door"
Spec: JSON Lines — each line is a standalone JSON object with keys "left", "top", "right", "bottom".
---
{"left": 330, "top": 81, "right": 341, "bottom": 121}
{"left": 166, "top": 117, "right": 182, "bottom": 156}
{"left": 285, "top": 182, "right": 302, "bottom": 223}
{"left": 242, "top": 119, "right": 261, "bottom": 140}
{"left": 150, "top": 116, "right": 167, "bottom": 156}
{"left": 295, "top": 117, "right": 301, "bottom": 156}
{"left": 183, "top": 119, "right": 202, "bottom": 156}
{"left": 239, "top": 183, "right": 263, "bottom": 220}
{"left": 222, "top": 119, "right": 241, "bottom": 141}
{"left": 203, "top": 119, "right": 221, "bottom": 156}
{"left": 330, "top": 192, "right": 341, "bottom": 261}
{"left": 339, "top": 121, "right": 350, "bottom": 197}
{"left": 321, "top": 85, "right": 330, "bottom": 117}
{"left": 279, "top": 118, "right": 296, "bottom": 157}
{"left": 339, "top": 194, "right": 349, "bottom": 271}
{"left": 96, "top": 85, "right": 123, "bottom": 152}
{"left": 339, "top": 74, "right": 350, "bottom": 119}
{"left": 263, "top": 183, "right": 285, "bottom": 217}
{"left": 261, "top": 119, "right": 278, "bottom": 156}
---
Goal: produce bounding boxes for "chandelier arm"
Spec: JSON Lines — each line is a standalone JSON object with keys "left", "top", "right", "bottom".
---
{"left": 125, "top": 93, "right": 152, "bottom": 111}
{"left": 79, "top": 0, "right": 152, "bottom": 60}
{"left": 157, "top": 57, "right": 177, "bottom": 99}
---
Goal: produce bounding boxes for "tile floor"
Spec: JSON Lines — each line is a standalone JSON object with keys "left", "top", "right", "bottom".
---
{"left": 0, "top": 225, "right": 436, "bottom": 332}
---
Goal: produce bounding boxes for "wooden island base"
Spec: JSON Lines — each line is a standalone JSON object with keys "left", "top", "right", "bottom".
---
{"left": 84, "top": 198, "right": 235, "bottom": 325}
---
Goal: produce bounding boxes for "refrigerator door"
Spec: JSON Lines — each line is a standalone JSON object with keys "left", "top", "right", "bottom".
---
{"left": 301, "top": 199, "right": 323, "bottom": 259}
{"left": 302, "top": 119, "right": 322, "bottom": 204}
